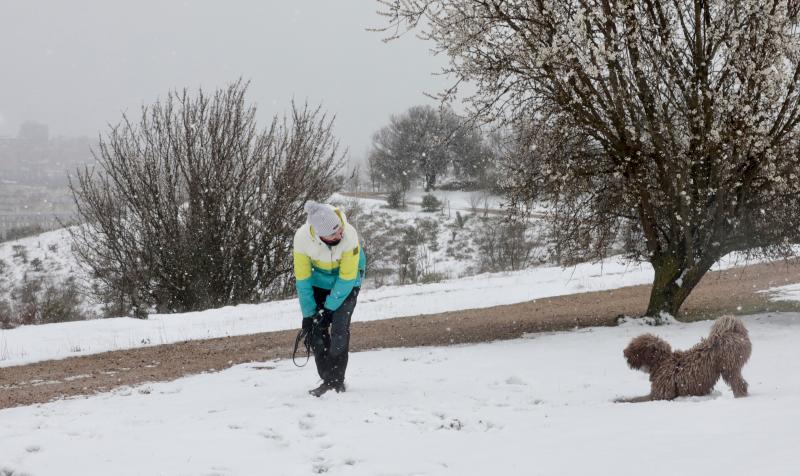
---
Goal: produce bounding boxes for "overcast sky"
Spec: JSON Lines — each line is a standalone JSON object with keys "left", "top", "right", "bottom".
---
{"left": 0, "top": 1, "right": 452, "bottom": 160}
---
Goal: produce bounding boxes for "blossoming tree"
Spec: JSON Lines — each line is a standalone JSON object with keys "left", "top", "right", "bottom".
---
{"left": 380, "top": 0, "right": 800, "bottom": 317}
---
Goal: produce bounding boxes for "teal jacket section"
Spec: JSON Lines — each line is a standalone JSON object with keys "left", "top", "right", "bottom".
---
{"left": 295, "top": 247, "right": 366, "bottom": 317}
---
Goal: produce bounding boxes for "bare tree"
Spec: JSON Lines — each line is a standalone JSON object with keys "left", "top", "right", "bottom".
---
{"left": 368, "top": 105, "right": 489, "bottom": 194}
{"left": 70, "top": 80, "right": 343, "bottom": 316}
{"left": 380, "top": 0, "right": 800, "bottom": 317}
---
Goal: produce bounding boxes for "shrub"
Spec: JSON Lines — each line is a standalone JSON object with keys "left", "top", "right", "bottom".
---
{"left": 415, "top": 218, "right": 440, "bottom": 251}
{"left": 38, "top": 278, "right": 84, "bottom": 324}
{"left": 356, "top": 210, "right": 402, "bottom": 278}
{"left": 11, "top": 245, "right": 27, "bottom": 263}
{"left": 0, "top": 299, "right": 12, "bottom": 329}
{"left": 455, "top": 211, "right": 469, "bottom": 229}
{"left": 437, "top": 179, "right": 483, "bottom": 191}
{"left": 396, "top": 225, "right": 422, "bottom": 284}
{"left": 386, "top": 190, "right": 404, "bottom": 209}
{"left": 420, "top": 193, "right": 442, "bottom": 212}
{"left": 5, "top": 277, "right": 87, "bottom": 326}
{"left": 29, "top": 258, "right": 44, "bottom": 273}
{"left": 475, "top": 217, "right": 541, "bottom": 272}
{"left": 13, "top": 278, "right": 41, "bottom": 325}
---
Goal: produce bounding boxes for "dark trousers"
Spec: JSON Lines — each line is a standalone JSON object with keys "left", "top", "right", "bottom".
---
{"left": 310, "top": 286, "right": 359, "bottom": 385}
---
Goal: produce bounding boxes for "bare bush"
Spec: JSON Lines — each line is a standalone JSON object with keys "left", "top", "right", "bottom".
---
{"left": 468, "top": 192, "right": 490, "bottom": 218}
{"left": 474, "top": 217, "right": 540, "bottom": 273}
{"left": 38, "top": 278, "right": 84, "bottom": 324}
{"left": 0, "top": 299, "right": 12, "bottom": 329}
{"left": 11, "top": 245, "right": 27, "bottom": 264}
{"left": 69, "top": 80, "right": 343, "bottom": 316}
{"left": 13, "top": 278, "right": 40, "bottom": 326}
{"left": 3, "top": 277, "right": 87, "bottom": 327}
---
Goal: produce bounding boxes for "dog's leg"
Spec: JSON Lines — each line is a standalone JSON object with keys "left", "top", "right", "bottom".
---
{"left": 721, "top": 368, "right": 748, "bottom": 398}
{"left": 614, "top": 394, "right": 652, "bottom": 403}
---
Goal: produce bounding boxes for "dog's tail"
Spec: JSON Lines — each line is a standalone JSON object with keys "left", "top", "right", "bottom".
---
{"left": 708, "top": 315, "right": 751, "bottom": 367}
{"left": 709, "top": 315, "right": 748, "bottom": 339}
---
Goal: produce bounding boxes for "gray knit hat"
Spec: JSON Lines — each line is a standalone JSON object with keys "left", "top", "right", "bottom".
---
{"left": 304, "top": 200, "right": 341, "bottom": 237}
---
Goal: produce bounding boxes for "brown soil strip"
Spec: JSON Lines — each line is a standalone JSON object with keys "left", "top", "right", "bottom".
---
{"left": 2, "top": 260, "right": 799, "bottom": 409}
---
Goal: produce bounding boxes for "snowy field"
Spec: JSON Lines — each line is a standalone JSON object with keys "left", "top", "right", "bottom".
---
{"left": 2, "top": 312, "right": 799, "bottom": 475}
{"left": 0, "top": 252, "right": 766, "bottom": 367}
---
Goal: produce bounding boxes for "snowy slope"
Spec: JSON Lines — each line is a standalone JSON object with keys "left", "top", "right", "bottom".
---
{"left": 0, "top": 228, "right": 88, "bottom": 298}
{"left": 1, "top": 312, "right": 798, "bottom": 475}
{"left": 0, "top": 192, "right": 520, "bottom": 323}
{"left": 0, "top": 253, "right": 761, "bottom": 367}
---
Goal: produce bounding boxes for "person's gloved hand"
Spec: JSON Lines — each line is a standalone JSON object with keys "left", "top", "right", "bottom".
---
{"left": 314, "top": 308, "right": 334, "bottom": 327}
{"left": 302, "top": 317, "right": 314, "bottom": 332}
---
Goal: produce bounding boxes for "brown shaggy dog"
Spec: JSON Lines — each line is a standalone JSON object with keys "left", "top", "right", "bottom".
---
{"left": 616, "top": 315, "right": 751, "bottom": 403}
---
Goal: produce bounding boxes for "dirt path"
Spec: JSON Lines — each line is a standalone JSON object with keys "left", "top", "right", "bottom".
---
{"left": 2, "top": 260, "right": 799, "bottom": 409}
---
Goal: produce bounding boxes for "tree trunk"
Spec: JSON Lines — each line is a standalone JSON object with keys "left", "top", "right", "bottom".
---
{"left": 424, "top": 173, "right": 436, "bottom": 192}
{"left": 645, "top": 253, "right": 715, "bottom": 319}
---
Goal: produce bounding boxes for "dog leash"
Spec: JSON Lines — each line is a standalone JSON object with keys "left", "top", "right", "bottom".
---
{"left": 292, "top": 328, "right": 311, "bottom": 367}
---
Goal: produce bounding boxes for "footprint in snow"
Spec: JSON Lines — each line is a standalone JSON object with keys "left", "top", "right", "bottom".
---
{"left": 259, "top": 428, "right": 287, "bottom": 442}
{"left": 437, "top": 418, "right": 464, "bottom": 431}
{"left": 432, "top": 412, "right": 464, "bottom": 431}
{"left": 478, "top": 419, "right": 501, "bottom": 431}
{"left": 298, "top": 419, "right": 314, "bottom": 431}
{"left": 312, "top": 462, "right": 330, "bottom": 474}
{"left": 2, "top": 467, "right": 33, "bottom": 476}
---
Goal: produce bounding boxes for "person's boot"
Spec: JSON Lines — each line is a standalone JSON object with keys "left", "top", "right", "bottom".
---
{"left": 308, "top": 381, "right": 334, "bottom": 397}
{"left": 308, "top": 381, "right": 345, "bottom": 397}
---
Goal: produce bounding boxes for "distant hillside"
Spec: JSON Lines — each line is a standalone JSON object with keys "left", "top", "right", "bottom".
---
{"left": 0, "top": 228, "right": 100, "bottom": 327}
{"left": 0, "top": 190, "right": 541, "bottom": 327}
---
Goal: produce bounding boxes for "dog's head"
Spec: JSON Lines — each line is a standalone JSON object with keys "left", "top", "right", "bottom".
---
{"left": 623, "top": 333, "right": 672, "bottom": 372}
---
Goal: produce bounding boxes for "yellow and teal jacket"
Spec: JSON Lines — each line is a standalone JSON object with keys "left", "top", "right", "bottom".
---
{"left": 293, "top": 206, "right": 366, "bottom": 317}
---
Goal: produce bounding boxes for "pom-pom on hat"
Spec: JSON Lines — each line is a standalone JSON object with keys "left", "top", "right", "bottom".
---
{"left": 304, "top": 200, "right": 340, "bottom": 237}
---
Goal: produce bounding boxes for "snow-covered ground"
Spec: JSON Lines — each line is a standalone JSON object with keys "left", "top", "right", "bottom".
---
{"left": 763, "top": 282, "right": 800, "bottom": 302}
{"left": 405, "top": 188, "right": 504, "bottom": 211}
{"left": 2, "top": 312, "right": 799, "bottom": 475}
{"left": 0, "top": 252, "right": 764, "bottom": 367}
{"left": 401, "top": 188, "right": 550, "bottom": 215}
{"left": 0, "top": 229, "right": 83, "bottom": 288}
{"left": 3, "top": 195, "right": 799, "bottom": 476}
